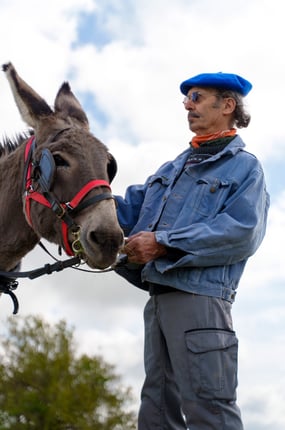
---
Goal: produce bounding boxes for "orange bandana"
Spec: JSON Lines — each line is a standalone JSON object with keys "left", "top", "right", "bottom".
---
{"left": 191, "top": 128, "right": 237, "bottom": 148}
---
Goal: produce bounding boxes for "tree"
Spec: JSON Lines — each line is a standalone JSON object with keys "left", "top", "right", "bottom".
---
{"left": 0, "top": 315, "right": 136, "bottom": 429}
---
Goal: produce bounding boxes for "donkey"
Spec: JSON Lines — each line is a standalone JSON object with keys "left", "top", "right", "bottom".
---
{"left": 0, "top": 62, "right": 124, "bottom": 273}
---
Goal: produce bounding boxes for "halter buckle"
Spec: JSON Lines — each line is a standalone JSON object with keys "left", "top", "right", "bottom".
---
{"left": 71, "top": 228, "right": 85, "bottom": 256}
{"left": 53, "top": 202, "right": 66, "bottom": 219}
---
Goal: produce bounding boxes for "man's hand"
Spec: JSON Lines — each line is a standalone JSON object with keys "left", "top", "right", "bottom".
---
{"left": 123, "top": 232, "right": 167, "bottom": 264}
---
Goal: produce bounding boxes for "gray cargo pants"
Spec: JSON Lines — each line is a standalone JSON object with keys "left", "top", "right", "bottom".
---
{"left": 138, "top": 291, "right": 244, "bottom": 430}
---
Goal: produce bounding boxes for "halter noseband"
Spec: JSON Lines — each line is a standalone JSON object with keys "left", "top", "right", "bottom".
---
{"left": 23, "top": 136, "right": 114, "bottom": 257}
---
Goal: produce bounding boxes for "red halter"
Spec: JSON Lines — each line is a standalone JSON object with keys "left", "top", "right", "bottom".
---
{"left": 24, "top": 137, "right": 112, "bottom": 256}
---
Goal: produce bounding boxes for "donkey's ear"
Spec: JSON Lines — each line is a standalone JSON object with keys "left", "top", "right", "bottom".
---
{"left": 2, "top": 62, "right": 53, "bottom": 128}
{"left": 107, "top": 153, "right": 118, "bottom": 183}
{"left": 54, "top": 82, "right": 89, "bottom": 130}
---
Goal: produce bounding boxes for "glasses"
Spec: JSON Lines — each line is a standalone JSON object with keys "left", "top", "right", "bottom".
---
{"left": 183, "top": 91, "right": 219, "bottom": 105}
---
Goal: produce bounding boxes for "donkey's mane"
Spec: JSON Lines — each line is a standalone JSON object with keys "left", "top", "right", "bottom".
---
{"left": 0, "top": 130, "right": 33, "bottom": 158}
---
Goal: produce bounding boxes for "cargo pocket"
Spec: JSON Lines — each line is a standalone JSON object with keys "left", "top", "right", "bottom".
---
{"left": 185, "top": 329, "right": 238, "bottom": 400}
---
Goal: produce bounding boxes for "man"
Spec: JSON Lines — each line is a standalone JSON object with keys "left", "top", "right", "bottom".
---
{"left": 115, "top": 72, "right": 270, "bottom": 429}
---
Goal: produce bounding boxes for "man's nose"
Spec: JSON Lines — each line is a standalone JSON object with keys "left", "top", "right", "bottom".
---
{"left": 183, "top": 97, "right": 194, "bottom": 110}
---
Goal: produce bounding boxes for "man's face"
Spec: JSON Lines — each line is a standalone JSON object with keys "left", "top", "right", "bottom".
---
{"left": 183, "top": 87, "right": 233, "bottom": 136}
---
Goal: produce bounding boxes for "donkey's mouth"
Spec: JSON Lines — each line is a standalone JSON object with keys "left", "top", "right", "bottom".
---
{"left": 83, "top": 252, "right": 119, "bottom": 270}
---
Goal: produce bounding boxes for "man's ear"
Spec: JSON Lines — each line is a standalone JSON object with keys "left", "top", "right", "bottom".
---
{"left": 223, "top": 97, "right": 236, "bottom": 115}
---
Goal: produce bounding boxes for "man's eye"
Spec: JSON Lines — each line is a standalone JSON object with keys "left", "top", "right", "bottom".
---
{"left": 191, "top": 92, "right": 200, "bottom": 102}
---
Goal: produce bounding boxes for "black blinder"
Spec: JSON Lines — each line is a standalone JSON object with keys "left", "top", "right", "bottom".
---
{"left": 107, "top": 153, "right": 117, "bottom": 184}
{"left": 36, "top": 148, "right": 56, "bottom": 192}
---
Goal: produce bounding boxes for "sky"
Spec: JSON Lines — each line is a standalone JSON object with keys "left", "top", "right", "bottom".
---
{"left": 0, "top": 0, "right": 284, "bottom": 428}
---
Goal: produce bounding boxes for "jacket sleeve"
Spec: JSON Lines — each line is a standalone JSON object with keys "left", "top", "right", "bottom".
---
{"left": 115, "top": 183, "right": 147, "bottom": 236}
{"left": 154, "top": 166, "right": 270, "bottom": 271}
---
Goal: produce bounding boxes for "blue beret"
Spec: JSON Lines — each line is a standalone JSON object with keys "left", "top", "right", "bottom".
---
{"left": 180, "top": 72, "right": 252, "bottom": 96}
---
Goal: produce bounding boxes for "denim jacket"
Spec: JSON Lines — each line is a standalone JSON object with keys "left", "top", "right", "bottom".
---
{"left": 115, "top": 136, "right": 270, "bottom": 302}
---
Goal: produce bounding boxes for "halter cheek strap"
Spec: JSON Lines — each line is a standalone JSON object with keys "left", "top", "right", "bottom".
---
{"left": 59, "top": 180, "right": 113, "bottom": 256}
{"left": 23, "top": 136, "right": 113, "bottom": 257}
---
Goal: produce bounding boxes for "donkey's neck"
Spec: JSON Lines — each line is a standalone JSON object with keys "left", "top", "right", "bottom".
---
{"left": 0, "top": 143, "right": 39, "bottom": 270}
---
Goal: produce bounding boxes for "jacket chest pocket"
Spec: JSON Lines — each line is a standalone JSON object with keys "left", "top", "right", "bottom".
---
{"left": 194, "top": 177, "right": 231, "bottom": 217}
{"left": 143, "top": 175, "right": 171, "bottom": 205}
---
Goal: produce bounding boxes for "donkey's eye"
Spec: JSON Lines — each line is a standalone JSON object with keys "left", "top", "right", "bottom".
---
{"left": 53, "top": 154, "right": 69, "bottom": 167}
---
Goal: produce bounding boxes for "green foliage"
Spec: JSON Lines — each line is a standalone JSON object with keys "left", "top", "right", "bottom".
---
{"left": 0, "top": 315, "right": 136, "bottom": 429}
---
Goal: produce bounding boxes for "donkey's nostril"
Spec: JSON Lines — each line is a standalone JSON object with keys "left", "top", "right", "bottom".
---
{"left": 90, "top": 231, "right": 101, "bottom": 245}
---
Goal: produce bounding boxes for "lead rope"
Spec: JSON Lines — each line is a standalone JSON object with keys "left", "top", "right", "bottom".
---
{"left": 38, "top": 241, "right": 116, "bottom": 274}
{"left": 0, "top": 241, "right": 127, "bottom": 315}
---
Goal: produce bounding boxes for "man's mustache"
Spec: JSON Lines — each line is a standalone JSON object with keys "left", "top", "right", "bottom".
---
{"left": 188, "top": 112, "right": 200, "bottom": 120}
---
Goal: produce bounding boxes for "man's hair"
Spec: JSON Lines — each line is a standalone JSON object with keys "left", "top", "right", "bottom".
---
{"left": 216, "top": 89, "right": 251, "bottom": 128}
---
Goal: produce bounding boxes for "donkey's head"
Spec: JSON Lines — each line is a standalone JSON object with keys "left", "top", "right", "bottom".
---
{"left": 3, "top": 62, "right": 123, "bottom": 269}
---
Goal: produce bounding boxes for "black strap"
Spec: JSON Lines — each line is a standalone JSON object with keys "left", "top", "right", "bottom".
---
{"left": 0, "top": 256, "right": 80, "bottom": 315}
{"left": 0, "top": 256, "right": 80, "bottom": 280}
{"left": 42, "top": 191, "right": 75, "bottom": 227}
{"left": 70, "top": 193, "right": 114, "bottom": 217}
{"left": 0, "top": 278, "right": 19, "bottom": 314}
